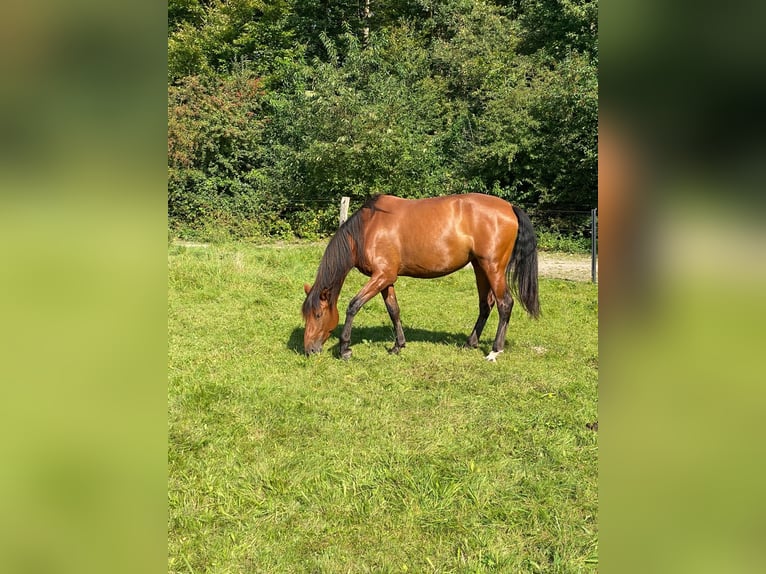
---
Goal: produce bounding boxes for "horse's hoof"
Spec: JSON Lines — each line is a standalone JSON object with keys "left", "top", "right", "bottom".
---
{"left": 340, "top": 349, "right": 352, "bottom": 361}
{"left": 388, "top": 345, "right": 402, "bottom": 355}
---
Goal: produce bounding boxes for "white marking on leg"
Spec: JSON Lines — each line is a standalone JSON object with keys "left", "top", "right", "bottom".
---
{"left": 485, "top": 350, "right": 504, "bottom": 362}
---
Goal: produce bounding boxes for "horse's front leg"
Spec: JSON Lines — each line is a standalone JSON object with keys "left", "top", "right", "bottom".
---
{"left": 339, "top": 274, "right": 392, "bottom": 360}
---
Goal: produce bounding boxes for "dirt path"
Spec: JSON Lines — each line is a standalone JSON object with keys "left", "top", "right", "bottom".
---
{"left": 538, "top": 252, "right": 597, "bottom": 282}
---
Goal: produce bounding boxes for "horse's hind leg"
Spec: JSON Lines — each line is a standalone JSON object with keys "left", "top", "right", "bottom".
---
{"left": 480, "top": 262, "right": 514, "bottom": 362}
{"left": 469, "top": 259, "right": 513, "bottom": 362}
{"left": 381, "top": 285, "right": 406, "bottom": 354}
{"left": 465, "top": 263, "right": 495, "bottom": 349}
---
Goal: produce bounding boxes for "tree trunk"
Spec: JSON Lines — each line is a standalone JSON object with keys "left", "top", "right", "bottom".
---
{"left": 362, "top": 0, "right": 371, "bottom": 45}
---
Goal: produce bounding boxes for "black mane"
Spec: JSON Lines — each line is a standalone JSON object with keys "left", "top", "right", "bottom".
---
{"left": 302, "top": 196, "right": 379, "bottom": 317}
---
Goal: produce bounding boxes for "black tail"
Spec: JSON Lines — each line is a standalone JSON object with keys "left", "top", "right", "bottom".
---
{"left": 508, "top": 205, "right": 541, "bottom": 318}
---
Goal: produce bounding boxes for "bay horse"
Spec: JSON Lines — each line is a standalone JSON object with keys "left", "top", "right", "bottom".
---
{"left": 302, "top": 193, "right": 540, "bottom": 361}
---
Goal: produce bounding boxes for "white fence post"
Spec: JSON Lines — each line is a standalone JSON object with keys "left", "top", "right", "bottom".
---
{"left": 339, "top": 196, "right": 350, "bottom": 227}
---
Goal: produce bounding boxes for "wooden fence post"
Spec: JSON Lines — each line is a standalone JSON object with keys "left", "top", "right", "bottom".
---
{"left": 339, "top": 196, "right": 350, "bottom": 227}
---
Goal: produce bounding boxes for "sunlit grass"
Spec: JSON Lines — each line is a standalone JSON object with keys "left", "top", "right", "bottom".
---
{"left": 168, "top": 242, "right": 598, "bottom": 573}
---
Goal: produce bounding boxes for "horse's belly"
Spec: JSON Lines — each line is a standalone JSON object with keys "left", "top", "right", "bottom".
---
{"left": 399, "top": 265, "right": 465, "bottom": 279}
{"left": 398, "top": 251, "right": 471, "bottom": 278}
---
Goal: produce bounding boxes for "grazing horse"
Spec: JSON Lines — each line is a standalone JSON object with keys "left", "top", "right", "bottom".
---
{"left": 302, "top": 193, "right": 540, "bottom": 361}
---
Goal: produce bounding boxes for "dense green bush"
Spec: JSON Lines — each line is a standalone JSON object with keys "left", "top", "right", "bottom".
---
{"left": 168, "top": 72, "right": 287, "bottom": 238}
{"left": 536, "top": 229, "right": 592, "bottom": 253}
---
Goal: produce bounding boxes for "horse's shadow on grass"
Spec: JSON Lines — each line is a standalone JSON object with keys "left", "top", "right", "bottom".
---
{"left": 287, "top": 325, "right": 468, "bottom": 357}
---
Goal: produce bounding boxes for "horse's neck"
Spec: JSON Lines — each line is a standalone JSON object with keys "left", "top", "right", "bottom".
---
{"left": 316, "top": 248, "right": 354, "bottom": 300}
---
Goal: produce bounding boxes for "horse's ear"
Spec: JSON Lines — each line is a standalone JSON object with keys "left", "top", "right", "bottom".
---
{"left": 304, "top": 283, "right": 312, "bottom": 295}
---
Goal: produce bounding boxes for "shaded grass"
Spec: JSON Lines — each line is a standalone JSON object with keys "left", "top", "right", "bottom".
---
{"left": 168, "top": 242, "right": 598, "bottom": 573}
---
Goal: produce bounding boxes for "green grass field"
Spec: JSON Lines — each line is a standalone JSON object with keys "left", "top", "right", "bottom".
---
{"left": 168, "top": 242, "right": 598, "bottom": 573}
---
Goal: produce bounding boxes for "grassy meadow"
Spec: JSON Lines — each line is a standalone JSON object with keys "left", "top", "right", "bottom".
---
{"left": 168, "top": 242, "right": 598, "bottom": 573}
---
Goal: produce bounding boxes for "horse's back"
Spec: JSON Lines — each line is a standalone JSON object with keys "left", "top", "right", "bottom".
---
{"left": 373, "top": 193, "right": 514, "bottom": 222}
{"left": 362, "top": 194, "right": 518, "bottom": 277}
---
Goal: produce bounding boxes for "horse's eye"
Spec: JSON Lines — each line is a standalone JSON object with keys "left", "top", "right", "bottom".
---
{"left": 314, "top": 312, "right": 322, "bottom": 319}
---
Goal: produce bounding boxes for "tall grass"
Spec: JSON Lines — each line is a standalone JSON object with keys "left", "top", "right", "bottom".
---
{"left": 168, "top": 242, "right": 598, "bottom": 573}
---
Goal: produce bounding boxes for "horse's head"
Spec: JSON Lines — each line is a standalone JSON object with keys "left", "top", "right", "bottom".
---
{"left": 302, "top": 283, "right": 339, "bottom": 355}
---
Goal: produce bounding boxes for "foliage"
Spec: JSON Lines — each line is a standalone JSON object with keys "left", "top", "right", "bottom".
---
{"left": 168, "top": 71, "right": 294, "bottom": 238}
{"left": 536, "top": 229, "right": 591, "bottom": 253}
{"left": 525, "top": 53, "right": 598, "bottom": 214}
{"left": 511, "top": 0, "right": 598, "bottom": 61}
{"left": 167, "top": 0, "right": 598, "bottom": 241}
{"left": 282, "top": 28, "right": 455, "bottom": 207}
{"left": 168, "top": 0, "right": 296, "bottom": 80}
{"left": 168, "top": 242, "right": 598, "bottom": 572}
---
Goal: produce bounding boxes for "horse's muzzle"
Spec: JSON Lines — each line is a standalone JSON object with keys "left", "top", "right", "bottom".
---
{"left": 304, "top": 342, "right": 323, "bottom": 356}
